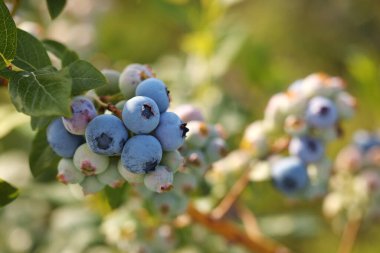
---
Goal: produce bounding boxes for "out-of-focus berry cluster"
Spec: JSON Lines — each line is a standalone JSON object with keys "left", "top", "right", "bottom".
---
{"left": 241, "top": 73, "right": 356, "bottom": 198}
{"left": 174, "top": 105, "right": 229, "bottom": 178}
{"left": 47, "top": 64, "right": 190, "bottom": 195}
{"left": 323, "top": 130, "right": 380, "bottom": 225}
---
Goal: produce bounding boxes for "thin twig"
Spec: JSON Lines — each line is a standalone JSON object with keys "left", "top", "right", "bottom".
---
{"left": 92, "top": 96, "right": 122, "bottom": 119}
{"left": 338, "top": 218, "right": 361, "bottom": 253}
{"left": 0, "top": 77, "right": 8, "bottom": 87}
{"left": 11, "top": 0, "right": 21, "bottom": 16}
{"left": 187, "top": 204, "right": 291, "bottom": 253}
{"left": 237, "top": 204, "right": 262, "bottom": 240}
{"left": 210, "top": 168, "right": 252, "bottom": 220}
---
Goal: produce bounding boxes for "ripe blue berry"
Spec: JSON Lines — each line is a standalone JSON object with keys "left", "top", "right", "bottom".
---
{"left": 122, "top": 96, "right": 160, "bottom": 134}
{"left": 57, "top": 158, "right": 85, "bottom": 184}
{"left": 85, "top": 114, "right": 129, "bottom": 156}
{"left": 153, "top": 112, "right": 188, "bottom": 151}
{"left": 73, "top": 144, "right": 110, "bottom": 176}
{"left": 62, "top": 96, "right": 97, "bottom": 135}
{"left": 272, "top": 157, "right": 309, "bottom": 196}
{"left": 121, "top": 135, "right": 163, "bottom": 174}
{"left": 353, "top": 130, "right": 380, "bottom": 152}
{"left": 119, "top": 64, "right": 154, "bottom": 99}
{"left": 306, "top": 96, "right": 338, "bottom": 128}
{"left": 144, "top": 165, "right": 174, "bottom": 193}
{"left": 136, "top": 78, "right": 170, "bottom": 113}
{"left": 47, "top": 119, "right": 85, "bottom": 158}
{"left": 289, "top": 136, "right": 325, "bottom": 163}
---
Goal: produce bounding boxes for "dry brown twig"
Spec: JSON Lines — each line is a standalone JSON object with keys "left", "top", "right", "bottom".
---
{"left": 187, "top": 204, "right": 292, "bottom": 253}
{"left": 210, "top": 167, "right": 252, "bottom": 220}
{"left": 338, "top": 218, "right": 361, "bottom": 253}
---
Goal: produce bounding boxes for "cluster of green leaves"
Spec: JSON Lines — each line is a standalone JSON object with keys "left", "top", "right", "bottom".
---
{"left": 0, "top": 0, "right": 107, "bottom": 207}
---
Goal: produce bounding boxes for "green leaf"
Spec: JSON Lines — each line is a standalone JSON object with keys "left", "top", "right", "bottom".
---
{"left": 29, "top": 126, "right": 60, "bottom": 177}
{"left": 0, "top": 0, "right": 17, "bottom": 69}
{"left": 12, "top": 29, "right": 51, "bottom": 71}
{"left": 30, "top": 116, "right": 55, "bottom": 130}
{"left": 43, "top": 39, "right": 79, "bottom": 67}
{"left": 46, "top": 0, "right": 67, "bottom": 19}
{"left": 0, "top": 179, "right": 19, "bottom": 207}
{"left": 9, "top": 66, "right": 72, "bottom": 117}
{"left": 65, "top": 60, "right": 107, "bottom": 95}
{"left": 104, "top": 185, "right": 127, "bottom": 209}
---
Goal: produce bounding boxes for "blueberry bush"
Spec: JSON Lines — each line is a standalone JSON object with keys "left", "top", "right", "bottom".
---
{"left": 1, "top": 1, "right": 380, "bottom": 253}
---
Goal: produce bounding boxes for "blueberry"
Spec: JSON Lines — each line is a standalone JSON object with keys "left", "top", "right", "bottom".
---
{"left": 185, "top": 121, "right": 210, "bottom": 149}
{"left": 306, "top": 96, "right": 338, "bottom": 128}
{"left": 289, "top": 136, "right": 325, "bottom": 163}
{"left": 95, "top": 69, "right": 120, "bottom": 96}
{"left": 153, "top": 191, "right": 188, "bottom": 217}
{"left": 119, "top": 64, "right": 154, "bottom": 99}
{"left": 144, "top": 165, "right": 174, "bottom": 193}
{"left": 240, "top": 121, "right": 269, "bottom": 158}
{"left": 173, "top": 172, "right": 197, "bottom": 195}
{"left": 136, "top": 78, "right": 170, "bottom": 113}
{"left": 85, "top": 114, "right": 129, "bottom": 156}
{"left": 62, "top": 96, "right": 97, "bottom": 135}
{"left": 335, "top": 145, "right": 362, "bottom": 172}
{"left": 57, "top": 158, "right": 84, "bottom": 184}
{"left": 117, "top": 159, "right": 144, "bottom": 184}
{"left": 205, "top": 137, "right": 228, "bottom": 163}
{"left": 173, "top": 104, "right": 205, "bottom": 122}
{"left": 73, "top": 144, "right": 110, "bottom": 176}
{"left": 335, "top": 91, "right": 356, "bottom": 120}
{"left": 161, "top": 150, "right": 184, "bottom": 173}
{"left": 153, "top": 112, "right": 188, "bottom": 151}
{"left": 80, "top": 176, "right": 105, "bottom": 195}
{"left": 271, "top": 156, "right": 309, "bottom": 196}
{"left": 353, "top": 130, "right": 380, "bottom": 152}
{"left": 301, "top": 74, "right": 345, "bottom": 98}
{"left": 47, "top": 119, "right": 85, "bottom": 158}
{"left": 122, "top": 96, "right": 160, "bottom": 134}
{"left": 121, "top": 135, "right": 163, "bottom": 174}
{"left": 115, "top": 100, "right": 126, "bottom": 110}
{"left": 284, "top": 115, "right": 308, "bottom": 136}
{"left": 184, "top": 150, "right": 208, "bottom": 176}
{"left": 97, "top": 161, "right": 125, "bottom": 188}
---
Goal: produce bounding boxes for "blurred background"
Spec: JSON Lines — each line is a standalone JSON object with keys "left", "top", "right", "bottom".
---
{"left": 1, "top": 0, "right": 380, "bottom": 252}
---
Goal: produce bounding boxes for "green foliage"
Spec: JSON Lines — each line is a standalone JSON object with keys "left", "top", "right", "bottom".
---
{"left": 0, "top": 179, "right": 19, "bottom": 207}
{"left": 13, "top": 29, "right": 51, "bottom": 71}
{"left": 46, "top": 0, "right": 67, "bottom": 19}
{"left": 29, "top": 126, "right": 60, "bottom": 178}
{"left": 43, "top": 39, "right": 79, "bottom": 67}
{"left": 104, "top": 185, "right": 128, "bottom": 209}
{"left": 0, "top": 0, "right": 17, "bottom": 69}
{"left": 9, "top": 66, "right": 72, "bottom": 117}
{"left": 30, "top": 116, "right": 55, "bottom": 130}
{"left": 64, "top": 60, "right": 107, "bottom": 96}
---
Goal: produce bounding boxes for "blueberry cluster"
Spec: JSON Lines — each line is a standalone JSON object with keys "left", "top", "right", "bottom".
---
{"left": 47, "top": 64, "right": 189, "bottom": 194}
{"left": 174, "top": 104, "right": 228, "bottom": 178}
{"left": 241, "top": 73, "right": 356, "bottom": 197}
{"left": 323, "top": 130, "right": 380, "bottom": 222}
